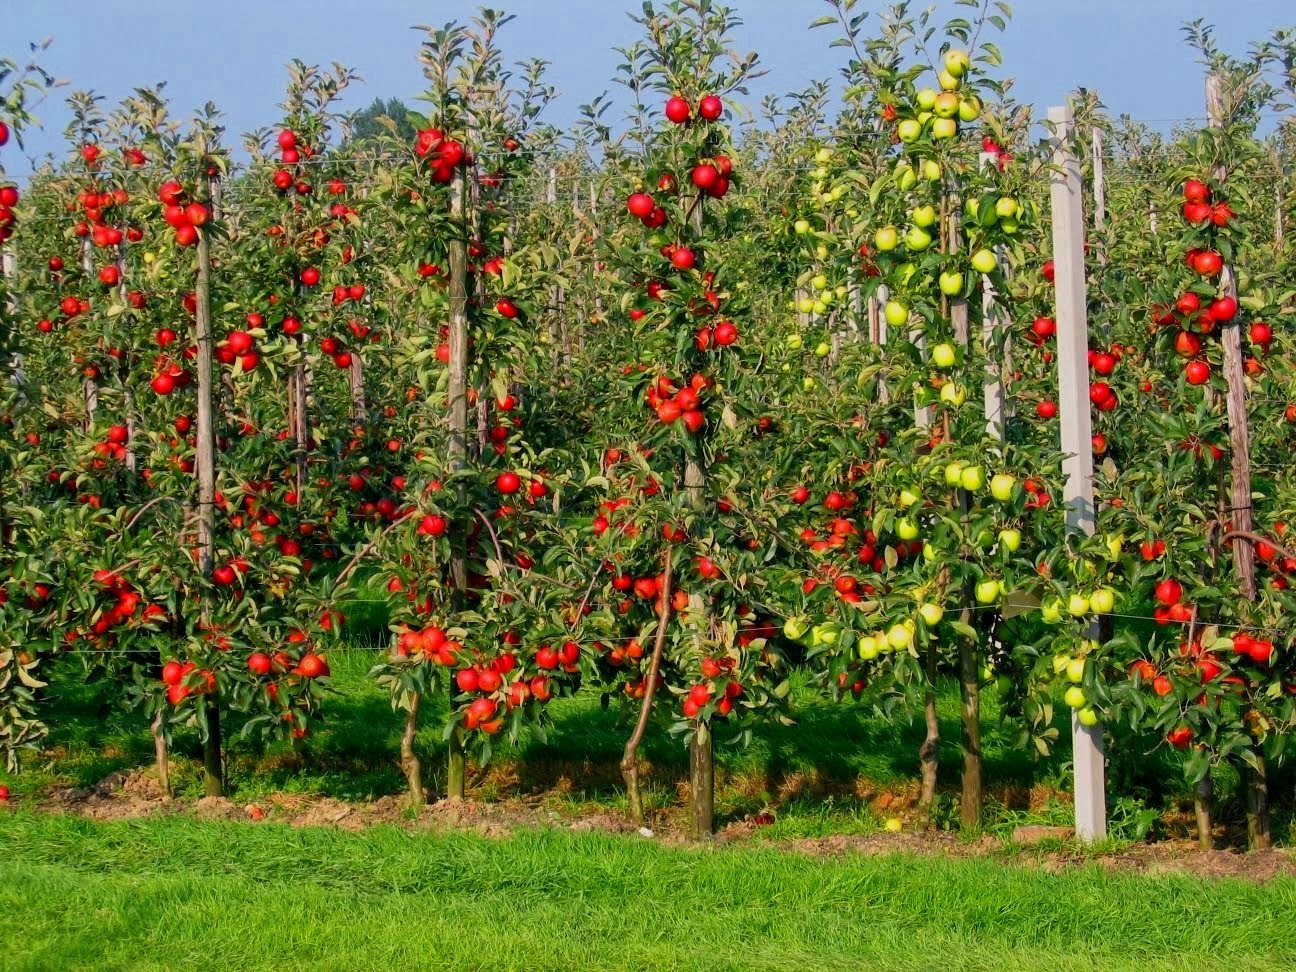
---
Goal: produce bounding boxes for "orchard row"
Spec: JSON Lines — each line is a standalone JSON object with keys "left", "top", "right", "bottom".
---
{"left": 1, "top": 4, "right": 1294, "bottom": 843}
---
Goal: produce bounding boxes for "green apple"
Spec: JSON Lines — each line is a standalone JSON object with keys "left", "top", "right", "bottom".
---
{"left": 915, "top": 87, "right": 938, "bottom": 110}
{"left": 933, "top": 91, "right": 960, "bottom": 118}
{"left": 884, "top": 300, "right": 909, "bottom": 327}
{"left": 1067, "top": 593, "right": 1091, "bottom": 617}
{"left": 970, "top": 248, "right": 998, "bottom": 274}
{"left": 995, "top": 674, "right": 1013, "bottom": 698}
{"left": 896, "top": 262, "right": 918, "bottom": 286}
{"left": 815, "top": 244, "right": 828, "bottom": 259}
{"left": 1063, "top": 686, "right": 1087, "bottom": 708}
{"left": 922, "top": 542, "right": 938, "bottom": 562}
{"left": 1077, "top": 706, "right": 1100, "bottom": 727}
{"left": 811, "top": 273, "right": 828, "bottom": 290}
{"left": 1066, "top": 657, "right": 1086, "bottom": 683}
{"left": 835, "top": 285, "right": 849, "bottom": 298}
{"left": 974, "top": 579, "right": 1001, "bottom": 604}
{"left": 995, "top": 197, "right": 1020, "bottom": 220}
{"left": 1000, "top": 217, "right": 1019, "bottom": 234}
{"left": 811, "top": 622, "right": 840, "bottom": 646}
{"left": 814, "top": 341, "right": 831, "bottom": 357}
{"left": 939, "top": 271, "right": 964, "bottom": 296}
{"left": 785, "top": 333, "right": 803, "bottom": 351}
{"left": 904, "top": 225, "right": 933, "bottom": 251}
{"left": 974, "top": 529, "right": 995, "bottom": 550}
{"left": 1089, "top": 588, "right": 1116, "bottom": 614}
{"left": 874, "top": 226, "right": 899, "bottom": 252}
{"left": 931, "top": 117, "right": 958, "bottom": 140}
{"left": 819, "top": 289, "right": 834, "bottom": 306}
{"left": 932, "top": 343, "right": 957, "bottom": 369}
{"left": 939, "top": 383, "right": 967, "bottom": 407}
{"left": 812, "top": 300, "right": 826, "bottom": 314}
{"left": 793, "top": 218, "right": 811, "bottom": 234}
{"left": 783, "top": 617, "right": 809, "bottom": 640}
{"left": 988, "top": 473, "right": 1016, "bottom": 502}
{"left": 938, "top": 70, "right": 961, "bottom": 92}
{"left": 896, "top": 518, "right": 920, "bottom": 541}
{"left": 918, "top": 602, "right": 944, "bottom": 627}
{"left": 898, "top": 119, "right": 922, "bottom": 143}
{"left": 1105, "top": 534, "right": 1124, "bottom": 559}
{"left": 1041, "top": 599, "right": 1063, "bottom": 624}
{"left": 1052, "top": 654, "right": 1072, "bottom": 676}
{"left": 921, "top": 160, "right": 942, "bottom": 181}
{"left": 898, "top": 488, "right": 921, "bottom": 508}
{"left": 814, "top": 147, "right": 833, "bottom": 164}
{"left": 887, "top": 622, "right": 915, "bottom": 650}
{"left": 959, "top": 465, "right": 985, "bottom": 492}
{"left": 894, "top": 163, "right": 917, "bottom": 190}
{"left": 944, "top": 48, "right": 971, "bottom": 78}
{"left": 858, "top": 635, "right": 879, "bottom": 660}
{"left": 803, "top": 376, "right": 816, "bottom": 390}
{"left": 958, "top": 96, "right": 982, "bottom": 123}
{"left": 797, "top": 296, "right": 814, "bottom": 314}
{"left": 997, "top": 528, "right": 1021, "bottom": 552}
{"left": 944, "top": 463, "right": 967, "bottom": 489}
{"left": 911, "top": 204, "right": 937, "bottom": 228}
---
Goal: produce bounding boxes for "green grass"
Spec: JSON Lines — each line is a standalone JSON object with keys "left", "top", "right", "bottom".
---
{"left": 1, "top": 812, "right": 1293, "bottom": 972}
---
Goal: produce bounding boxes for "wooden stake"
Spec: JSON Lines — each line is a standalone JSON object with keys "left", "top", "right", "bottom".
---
{"left": 1207, "top": 71, "right": 1267, "bottom": 849}
{"left": 445, "top": 153, "right": 471, "bottom": 800}
{"left": 1048, "top": 104, "right": 1106, "bottom": 843}
{"left": 686, "top": 186, "right": 712, "bottom": 839}
{"left": 195, "top": 194, "right": 223, "bottom": 798}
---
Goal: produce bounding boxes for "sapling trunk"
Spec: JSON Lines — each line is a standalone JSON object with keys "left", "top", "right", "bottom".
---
{"left": 151, "top": 710, "right": 171, "bottom": 799}
{"left": 620, "top": 555, "right": 673, "bottom": 825}
{"left": 1194, "top": 775, "right": 1213, "bottom": 850}
{"left": 919, "top": 642, "right": 940, "bottom": 809}
{"left": 201, "top": 698, "right": 223, "bottom": 797}
{"left": 401, "top": 694, "right": 424, "bottom": 807}
{"left": 1245, "top": 752, "right": 1271, "bottom": 851}
{"left": 958, "top": 623, "right": 982, "bottom": 829}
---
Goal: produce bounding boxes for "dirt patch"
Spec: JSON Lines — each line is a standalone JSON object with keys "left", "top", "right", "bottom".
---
{"left": 44, "top": 768, "right": 170, "bottom": 822}
{"left": 15, "top": 770, "right": 1295, "bottom": 883}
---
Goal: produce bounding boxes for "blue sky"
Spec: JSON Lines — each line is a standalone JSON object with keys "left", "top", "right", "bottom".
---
{"left": 5, "top": 0, "right": 1291, "bottom": 169}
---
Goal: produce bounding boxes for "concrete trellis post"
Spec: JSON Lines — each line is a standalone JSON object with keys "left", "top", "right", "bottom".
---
{"left": 979, "top": 152, "right": 1008, "bottom": 442}
{"left": 1048, "top": 104, "right": 1107, "bottom": 843}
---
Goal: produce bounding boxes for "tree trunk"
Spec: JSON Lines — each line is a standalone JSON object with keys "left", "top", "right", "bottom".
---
{"left": 919, "top": 642, "right": 940, "bottom": 809}
{"left": 401, "top": 694, "right": 424, "bottom": 807}
{"left": 446, "top": 732, "right": 466, "bottom": 801}
{"left": 1194, "top": 775, "right": 1213, "bottom": 849}
{"left": 958, "top": 618, "right": 982, "bottom": 829}
{"left": 1245, "top": 752, "right": 1271, "bottom": 851}
{"left": 151, "top": 710, "right": 171, "bottom": 799}
{"left": 621, "top": 555, "right": 673, "bottom": 825}
{"left": 690, "top": 727, "right": 715, "bottom": 840}
{"left": 201, "top": 698, "right": 223, "bottom": 797}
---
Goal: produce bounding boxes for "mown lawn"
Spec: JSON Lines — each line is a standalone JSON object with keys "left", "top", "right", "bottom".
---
{"left": 1, "top": 812, "right": 1294, "bottom": 972}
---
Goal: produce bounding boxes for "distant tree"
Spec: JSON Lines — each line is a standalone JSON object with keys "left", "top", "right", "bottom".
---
{"left": 348, "top": 97, "right": 416, "bottom": 143}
